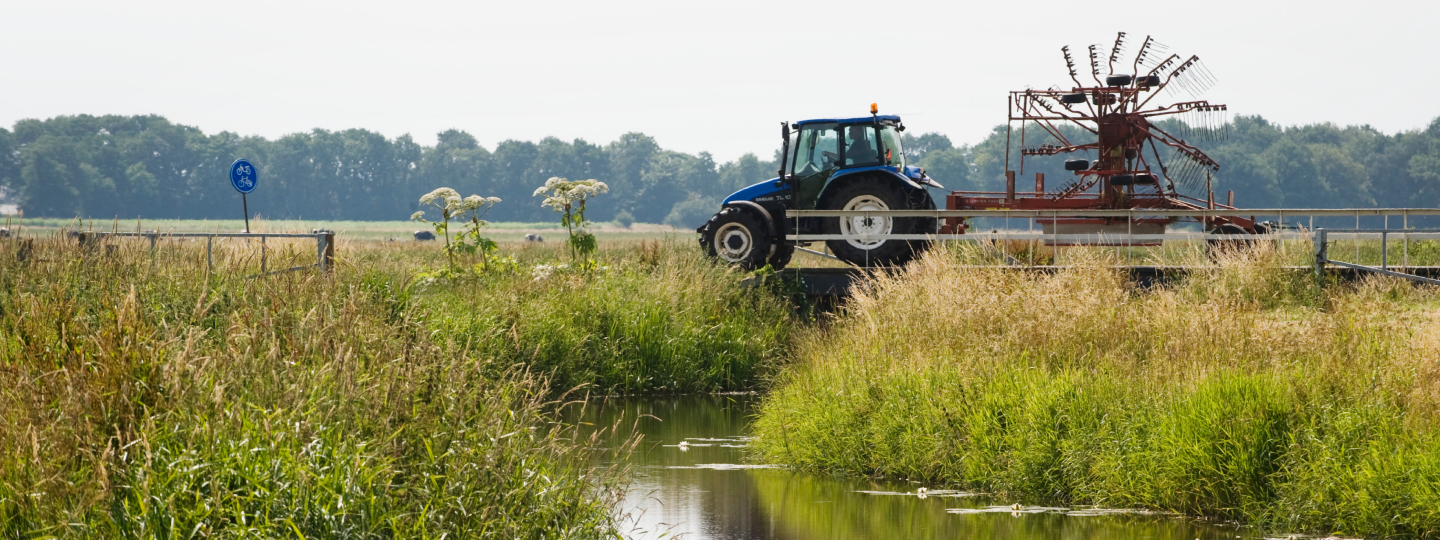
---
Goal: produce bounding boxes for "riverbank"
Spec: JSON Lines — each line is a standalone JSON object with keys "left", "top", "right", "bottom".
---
{"left": 752, "top": 244, "right": 1440, "bottom": 538}
{"left": 0, "top": 233, "right": 788, "bottom": 536}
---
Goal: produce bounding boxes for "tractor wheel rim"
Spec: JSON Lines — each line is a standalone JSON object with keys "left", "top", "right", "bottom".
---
{"left": 714, "top": 222, "right": 752, "bottom": 262}
{"left": 840, "top": 195, "right": 892, "bottom": 249}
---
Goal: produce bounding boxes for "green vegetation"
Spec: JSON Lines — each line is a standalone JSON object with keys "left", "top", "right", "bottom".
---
{"left": 416, "top": 240, "right": 796, "bottom": 393}
{"left": 0, "top": 231, "right": 793, "bottom": 536}
{"left": 752, "top": 243, "right": 1440, "bottom": 538}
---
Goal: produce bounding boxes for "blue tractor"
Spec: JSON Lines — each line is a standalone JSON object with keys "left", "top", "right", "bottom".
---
{"left": 699, "top": 105, "right": 943, "bottom": 269}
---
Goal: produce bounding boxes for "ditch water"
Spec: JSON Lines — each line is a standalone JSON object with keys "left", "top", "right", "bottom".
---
{"left": 583, "top": 394, "right": 1274, "bottom": 540}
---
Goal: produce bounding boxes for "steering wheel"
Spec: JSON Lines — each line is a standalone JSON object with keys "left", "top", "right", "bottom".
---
{"left": 821, "top": 151, "right": 839, "bottom": 168}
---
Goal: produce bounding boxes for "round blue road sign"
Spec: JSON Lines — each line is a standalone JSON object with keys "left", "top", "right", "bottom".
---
{"left": 230, "top": 158, "right": 258, "bottom": 194}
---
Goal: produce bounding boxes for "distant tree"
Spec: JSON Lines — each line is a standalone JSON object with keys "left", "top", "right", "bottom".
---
{"left": 422, "top": 130, "right": 493, "bottom": 213}
{"left": 918, "top": 148, "right": 972, "bottom": 190}
{"left": 900, "top": 132, "right": 952, "bottom": 163}
{"left": 719, "top": 153, "right": 770, "bottom": 192}
{"left": 631, "top": 151, "right": 711, "bottom": 223}
{"left": 664, "top": 197, "right": 719, "bottom": 229}
{"left": 0, "top": 128, "right": 20, "bottom": 202}
{"left": 19, "top": 136, "right": 90, "bottom": 217}
{"left": 606, "top": 132, "right": 659, "bottom": 213}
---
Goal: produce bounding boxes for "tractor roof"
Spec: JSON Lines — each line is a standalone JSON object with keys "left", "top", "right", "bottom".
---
{"left": 795, "top": 115, "right": 902, "bottom": 127}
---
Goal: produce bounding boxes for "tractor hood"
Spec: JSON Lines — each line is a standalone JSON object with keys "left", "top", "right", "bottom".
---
{"left": 723, "top": 178, "right": 786, "bottom": 205}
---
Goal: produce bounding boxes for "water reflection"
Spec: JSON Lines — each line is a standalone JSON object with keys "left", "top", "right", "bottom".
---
{"left": 579, "top": 395, "right": 1257, "bottom": 540}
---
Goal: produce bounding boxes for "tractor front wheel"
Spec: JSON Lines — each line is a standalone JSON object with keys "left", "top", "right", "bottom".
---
{"left": 699, "top": 207, "right": 779, "bottom": 270}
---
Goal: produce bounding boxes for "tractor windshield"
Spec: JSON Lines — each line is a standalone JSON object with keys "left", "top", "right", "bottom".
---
{"left": 879, "top": 125, "right": 904, "bottom": 168}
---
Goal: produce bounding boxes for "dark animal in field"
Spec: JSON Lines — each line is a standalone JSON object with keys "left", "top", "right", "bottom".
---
{"left": 0, "top": 227, "right": 8, "bottom": 238}
{"left": 525, "top": 234, "right": 544, "bottom": 243}
{"left": 414, "top": 230, "right": 436, "bottom": 241}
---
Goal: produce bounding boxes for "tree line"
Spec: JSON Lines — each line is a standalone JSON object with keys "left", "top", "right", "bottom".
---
{"left": 2, "top": 114, "right": 1438, "bottom": 227}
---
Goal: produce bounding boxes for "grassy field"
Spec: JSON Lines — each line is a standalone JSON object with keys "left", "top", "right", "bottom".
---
{"left": 752, "top": 242, "right": 1440, "bottom": 539}
{"left": 0, "top": 231, "right": 795, "bottom": 536}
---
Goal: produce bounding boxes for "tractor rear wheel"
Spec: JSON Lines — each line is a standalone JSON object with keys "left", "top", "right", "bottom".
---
{"left": 699, "top": 207, "right": 785, "bottom": 270}
{"left": 821, "top": 182, "right": 933, "bottom": 267}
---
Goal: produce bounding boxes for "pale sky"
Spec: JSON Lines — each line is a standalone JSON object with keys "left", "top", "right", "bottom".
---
{"left": 4, "top": 0, "right": 1438, "bottom": 162}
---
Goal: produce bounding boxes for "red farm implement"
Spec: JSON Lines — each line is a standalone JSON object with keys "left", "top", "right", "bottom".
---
{"left": 940, "top": 32, "right": 1260, "bottom": 245}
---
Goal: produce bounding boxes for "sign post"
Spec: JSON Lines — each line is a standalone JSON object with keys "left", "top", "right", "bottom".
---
{"left": 229, "top": 159, "right": 258, "bottom": 232}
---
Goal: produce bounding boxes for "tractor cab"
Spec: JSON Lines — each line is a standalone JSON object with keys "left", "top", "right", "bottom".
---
{"left": 699, "top": 105, "right": 941, "bottom": 270}
{"left": 785, "top": 116, "right": 919, "bottom": 209}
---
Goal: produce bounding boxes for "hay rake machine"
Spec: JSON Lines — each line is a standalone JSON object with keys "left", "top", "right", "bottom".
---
{"left": 940, "top": 32, "right": 1263, "bottom": 245}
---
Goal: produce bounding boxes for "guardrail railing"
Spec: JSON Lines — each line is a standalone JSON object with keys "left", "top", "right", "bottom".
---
{"left": 783, "top": 208, "right": 1440, "bottom": 243}
{"left": 780, "top": 208, "right": 1440, "bottom": 267}
{"left": 1313, "top": 228, "right": 1440, "bottom": 285}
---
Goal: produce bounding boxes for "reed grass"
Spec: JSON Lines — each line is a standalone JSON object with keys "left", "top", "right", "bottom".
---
{"left": 413, "top": 240, "right": 798, "bottom": 393}
{"left": 3, "top": 232, "right": 769, "bottom": 536}
{"left": 751, "top": 241, "right": 1440, "bottom": 538}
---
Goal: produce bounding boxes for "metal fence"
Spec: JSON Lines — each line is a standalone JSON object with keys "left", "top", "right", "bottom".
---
{"left": 73, "top": 231, "right": 336, "bottom": 274}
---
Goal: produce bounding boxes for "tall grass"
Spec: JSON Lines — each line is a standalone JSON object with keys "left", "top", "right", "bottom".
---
{"left": 414, "top": 240, "right": 798, "bottom": 393}
{"left": 752, "top": 242, "right": 1440, "bottom": 538}
{"left": 0, "top": 233, "right": 680, "bottom": 537}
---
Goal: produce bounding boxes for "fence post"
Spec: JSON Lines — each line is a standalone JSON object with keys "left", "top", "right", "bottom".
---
{"left": 324, "top": 232, "right": 335, "bottom": 273}
{"left": 1313, "top": 229, "right": 1327, "bottom": 279}
{"left": 207, "top": 236, "right": 213, "bottom": 272}
{"left": 1382, "top": 231, "right": 1388, "bottom": 270}
{"left": 260, "top": 236, "right": 267, "bottom": 273}
{"left": 149, "top": 232, "right": 157, "bottom": 270}
{"left": 317, "top": 233, "right": 334, "bottom": 273}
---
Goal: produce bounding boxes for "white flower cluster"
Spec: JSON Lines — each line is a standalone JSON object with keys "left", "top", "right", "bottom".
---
{"left": 419, "top": 187, "right": 461, "bottom": 207}
{"left": 534, "top": 177, "right": 609, "bottom": 211}
{"left": 412, "top": 188, "right": 501, "bottom": 221}
{"left": 453, "top": 195, "right": 502, "bottom": 213}
{"left": 531, "top": 263, "right": 570, "bottom": 281}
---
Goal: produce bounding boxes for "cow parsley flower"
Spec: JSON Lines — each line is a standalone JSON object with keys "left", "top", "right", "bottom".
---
{"left": 420, "top": 187, "right": 460, "bottom": 206}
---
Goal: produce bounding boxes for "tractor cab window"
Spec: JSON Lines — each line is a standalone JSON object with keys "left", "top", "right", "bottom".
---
{"left": 842, "top": 125, "right": 881, "bottom": 167}
{"left": 792, "top": 124, "right": 840, "bottom": 177}
{"left": 879, "top": 124, "right": 904, "bottom": 168}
